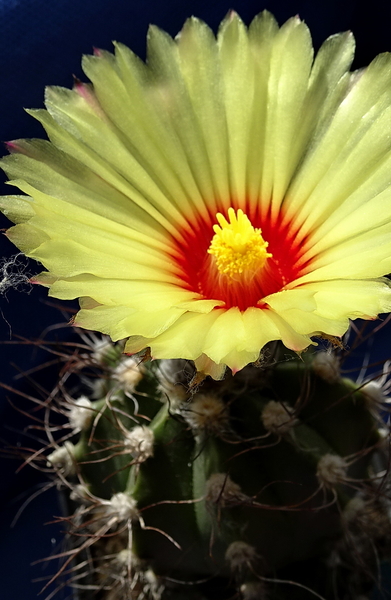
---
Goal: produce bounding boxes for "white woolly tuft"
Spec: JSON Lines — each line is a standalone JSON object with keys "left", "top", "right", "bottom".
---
{"left": 124, "top": 425, "right": 154, "bottom": 461}
{"left": 182, "top": 394, "right": 228, "bottom": 434}
{"left": 69, "top": 484, "right": 91, "bottom": 503}
{"left": 114, "top": 356, "right": 144, "bottom": 391}
{"left": 261, "top": 400, "right": 298, "bottom": 435}
{"left": 342, "top": 496, "right": 366, "bottom": 523}
{"left": 47, "top": 441, "right": 76, "bottom": 476}
{"left": 225, "top": 541, "right": 258, "bottom": 571}
{"left": 312, "top": 351, "right": 340, "bottom": 383}
{"left": 205, "top": 473, "right": 244, "bottom": 507}
{"left": 316, "top": 454, "right": 347, "bottom": 488}
{"left": 106, "top": 492, "right": 139, "bottom": 522}
{"left": 68, "top": 395, "right": 93, "bottom": 432}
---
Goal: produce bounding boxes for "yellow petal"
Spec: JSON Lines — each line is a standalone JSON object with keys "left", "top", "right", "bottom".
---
{"left": 2, "top": 11, "right": 391, "bottom": 379}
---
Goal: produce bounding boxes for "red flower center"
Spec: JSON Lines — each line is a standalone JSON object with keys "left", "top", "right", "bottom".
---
{"left": 170, "top": 204, "right": 309, "bottom": 311}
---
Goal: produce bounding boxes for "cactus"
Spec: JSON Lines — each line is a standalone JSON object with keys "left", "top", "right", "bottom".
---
{"left": 30, "top": 332, "right": 389, "bottom": 600}
{"left": 2, "top": 9, "right": 391, "bottom": 600}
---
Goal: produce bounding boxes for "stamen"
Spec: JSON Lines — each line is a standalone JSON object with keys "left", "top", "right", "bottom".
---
{"left": 208, "top": 208, "right": 272, "bottom": 280}
{"left": 171, "top": 205, "right": 306, "bottom": 310}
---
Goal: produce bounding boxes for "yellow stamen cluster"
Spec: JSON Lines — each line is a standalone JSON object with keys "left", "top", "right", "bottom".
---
{"left": 208, "top": 208, "right": 271, "bottom": 279}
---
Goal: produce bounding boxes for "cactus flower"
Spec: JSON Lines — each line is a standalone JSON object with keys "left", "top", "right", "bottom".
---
{"left": 2, "top": 10, "right": 391, "bottom": 378}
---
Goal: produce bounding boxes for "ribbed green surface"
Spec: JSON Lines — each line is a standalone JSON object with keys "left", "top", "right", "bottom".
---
{"left": 72, "top": 353, "right": 381, "bottom": 598}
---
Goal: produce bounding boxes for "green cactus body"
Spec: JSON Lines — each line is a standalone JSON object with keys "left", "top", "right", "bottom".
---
{"left": 51, "top": 345, "right": 388, "bottom": 600}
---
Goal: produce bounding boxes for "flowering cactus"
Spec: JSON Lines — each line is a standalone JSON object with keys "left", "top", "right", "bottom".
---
{"left": 1, "top": 9, "right": 391, "bottom": 600}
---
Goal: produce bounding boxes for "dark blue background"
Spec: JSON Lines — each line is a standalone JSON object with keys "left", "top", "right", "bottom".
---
{"left": 1, "top": 1, "right": 391, "bottom": 599}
